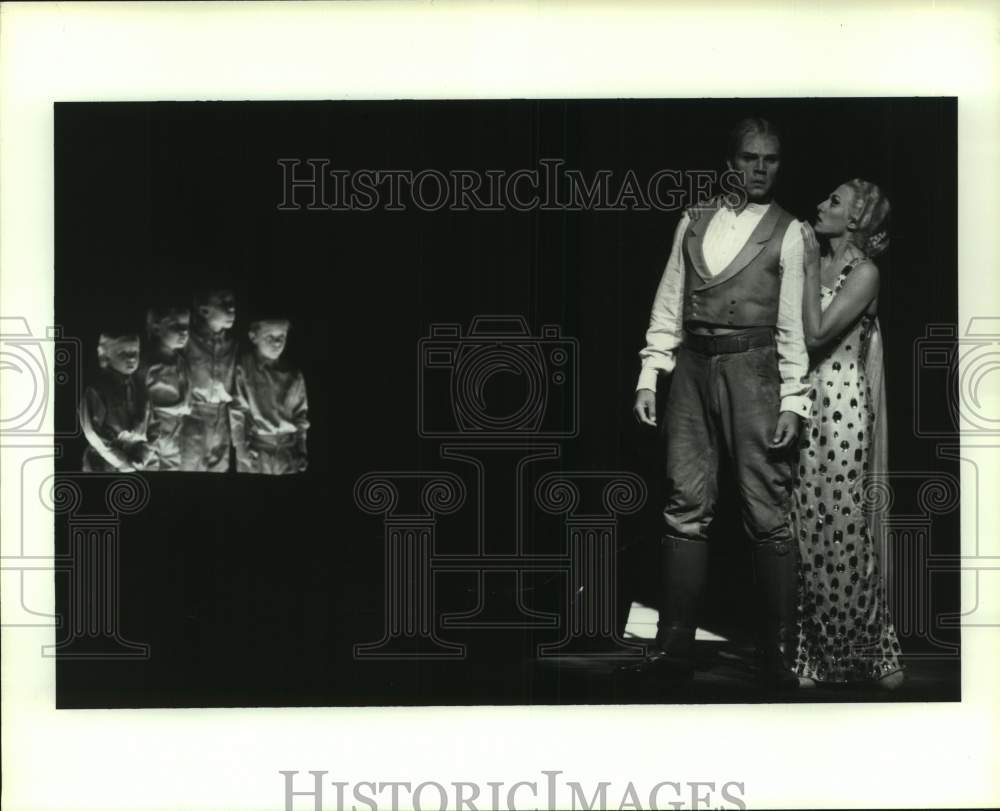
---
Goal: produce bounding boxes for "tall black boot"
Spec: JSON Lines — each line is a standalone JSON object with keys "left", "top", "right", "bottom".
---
{"left": 617, "top": 535, "right": 708, "bottom": 682}
{"left": 752, "top": 539, "right": 800, "bottom": 690}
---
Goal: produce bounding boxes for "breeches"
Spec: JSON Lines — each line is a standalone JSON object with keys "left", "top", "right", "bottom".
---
{"left": 663, "top": 339, "right": 796, "bottom": 547}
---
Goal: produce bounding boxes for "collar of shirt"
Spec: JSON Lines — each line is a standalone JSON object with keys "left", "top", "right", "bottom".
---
{"left": 718, "top": 200, "right": 770, "bottom": 219}
{"left": 702, "top": 200, "right": 775, "bottom": 274}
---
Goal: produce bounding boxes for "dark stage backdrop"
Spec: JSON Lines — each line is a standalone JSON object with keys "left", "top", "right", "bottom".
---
{"left": 53, "top": 99, "right": 959, "bottom": 707}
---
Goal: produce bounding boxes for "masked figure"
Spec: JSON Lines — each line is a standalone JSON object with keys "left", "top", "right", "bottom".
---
{"left": 80, "top": 333, "right": 154, "bottom": 473}
{"left": 232, "top": 318, "right": 309, "bottom": 475}
{"left": 143, "top": 305, "right": 192, "bottom": 471}
{"left": 179, "top": 289, "right": 237, "bottom": 473}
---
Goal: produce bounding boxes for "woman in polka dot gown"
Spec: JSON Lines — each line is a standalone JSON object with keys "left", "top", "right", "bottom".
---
{"left": 796, "top": 179, "right": 903, "bottom": 689}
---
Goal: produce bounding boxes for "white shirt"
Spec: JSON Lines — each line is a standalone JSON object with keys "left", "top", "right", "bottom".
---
{"left": 637, "top": 202, "right": 812, "bottom": 418}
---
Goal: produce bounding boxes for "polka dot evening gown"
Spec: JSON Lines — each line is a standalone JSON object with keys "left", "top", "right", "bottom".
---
{"left": 792, "top": 262, "right": 903, "bottom": 683}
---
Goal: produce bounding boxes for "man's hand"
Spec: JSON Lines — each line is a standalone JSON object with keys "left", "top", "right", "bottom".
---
{"left": 634, "top": 388, "right": 658, "bottom": 427}
{"left": 770, "top": 411, "right": 801, "bottom": 450}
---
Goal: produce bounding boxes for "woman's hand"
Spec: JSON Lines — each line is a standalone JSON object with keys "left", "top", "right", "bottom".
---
{"left": 800, "top": 222, "right": 821, "bottom": 275}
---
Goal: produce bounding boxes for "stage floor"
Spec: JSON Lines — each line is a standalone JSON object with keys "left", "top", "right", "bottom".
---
{"left": 56, "top": 601, "right": 960, "bottom": 707}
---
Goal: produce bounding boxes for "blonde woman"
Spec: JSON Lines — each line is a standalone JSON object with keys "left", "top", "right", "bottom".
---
{"left": 797, "top": 179, "right": 903, "bottom": 689}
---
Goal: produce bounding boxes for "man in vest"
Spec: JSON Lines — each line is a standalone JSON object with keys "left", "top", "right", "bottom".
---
{"left": 626, "top": 118, "right": 811, "bottom": 689}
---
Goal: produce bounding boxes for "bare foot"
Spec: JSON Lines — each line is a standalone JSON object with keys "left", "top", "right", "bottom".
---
{"left": 876, "top": 670, "right": 905, "bottom": 691}
{"left": 798, "top": 676, "right": 817, "bottom": 688}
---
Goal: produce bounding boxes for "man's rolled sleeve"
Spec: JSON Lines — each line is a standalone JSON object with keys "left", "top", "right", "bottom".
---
{"left": 776, "top": 220, "right": 812, "bottom": 418}
{"left": 637, "top": 214, "right": 688, "bottom": 392}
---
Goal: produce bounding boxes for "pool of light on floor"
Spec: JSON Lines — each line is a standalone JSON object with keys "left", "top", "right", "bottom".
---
{"left": 623, "top": 601, "right": 728, "bottom": 642}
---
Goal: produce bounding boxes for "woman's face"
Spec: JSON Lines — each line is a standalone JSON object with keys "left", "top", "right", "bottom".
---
{"left": 814, "top": 184, "right": 856, "bottom": 237}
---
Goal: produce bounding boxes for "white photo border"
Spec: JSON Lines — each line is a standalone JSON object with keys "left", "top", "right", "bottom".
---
{"left": 1, "top": 2, "right": 998, "bottom": 810}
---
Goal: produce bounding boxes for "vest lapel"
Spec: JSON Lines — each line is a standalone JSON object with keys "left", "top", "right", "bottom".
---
{"left": 684, "top": 206, "right": 720, "bottom": 284}
{"left": 694, "top": 203, "right": 784, "bottom": 291}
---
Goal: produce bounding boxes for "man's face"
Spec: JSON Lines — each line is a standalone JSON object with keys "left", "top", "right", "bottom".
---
{"left": 199, "top": 291, "right": 236, "bottom": 332}
{"left": 728, "top": 132, "right": 781, "bottom": 203}
{"left": 154, "top": 311, "right": 191, "bottom": 350}
{"left": 249, "top": 320, "right": 289, "bottom": 361}
{"left": 107, "top": 339, "right": 141, "bottom": 376}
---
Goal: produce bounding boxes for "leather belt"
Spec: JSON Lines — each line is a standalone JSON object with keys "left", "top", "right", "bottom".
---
{"left": 683, "top": 327, "right": 774, "bottom": 356}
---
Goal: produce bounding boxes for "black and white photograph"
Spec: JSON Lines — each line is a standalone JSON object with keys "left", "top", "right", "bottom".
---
{"left": 51, "top": 97, "right": 961, "bottom": 708}
{"left": 2, "top": 3, "right": 998, "bottom": 811}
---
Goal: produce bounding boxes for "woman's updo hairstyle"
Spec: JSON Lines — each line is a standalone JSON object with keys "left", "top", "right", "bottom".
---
{"left": 846, "top": 178, "right": 891, "bottom": 258}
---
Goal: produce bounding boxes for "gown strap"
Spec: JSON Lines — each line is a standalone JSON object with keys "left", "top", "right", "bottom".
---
{"left": 834, "top": 255, "right": 867, "bottom": 292}
{"left": 834, "top": 256, "right": 865, "bottom": 290}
